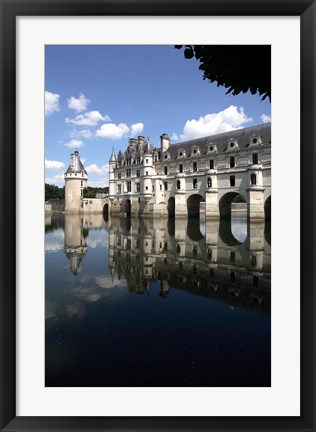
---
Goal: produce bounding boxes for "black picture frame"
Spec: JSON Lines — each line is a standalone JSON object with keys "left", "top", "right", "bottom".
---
{"left": 1, "top": 1, "right": 315, "bottom": 431}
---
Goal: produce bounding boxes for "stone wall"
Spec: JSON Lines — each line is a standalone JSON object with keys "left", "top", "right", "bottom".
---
{"left": 45, "top": 199, "right": 65, "bottom": 212}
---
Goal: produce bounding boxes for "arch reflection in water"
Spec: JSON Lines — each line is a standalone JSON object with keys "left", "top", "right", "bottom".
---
{"left": 107, "top": 215, "right": 270, "bottom": 314}
{"left": 46, "top": 213, "right": 271, "bottom": 387}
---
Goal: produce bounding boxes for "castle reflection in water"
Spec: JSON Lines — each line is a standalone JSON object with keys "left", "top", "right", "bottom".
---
{"left": 45, "top": 212, "right": 270, "bottom": 316}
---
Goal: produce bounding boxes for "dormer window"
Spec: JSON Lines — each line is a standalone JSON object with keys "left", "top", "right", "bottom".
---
{"left": 207, "top": 144, "right": 217, "bottom": 154}
{"left": 249, "top": 135, "right": 262, "bottom": 146}
{"left": 191, "top": 146, "right": 200, "bottom": 157}
{"left": 177, "top": 148, "right": 186, "bottom": 159}
{"left": 227, "top": 140, "right": 239, "bottom": 151}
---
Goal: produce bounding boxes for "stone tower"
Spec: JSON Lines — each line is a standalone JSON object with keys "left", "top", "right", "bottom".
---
{"left": 64, "top": 150, "right": 88, "bottom": 212}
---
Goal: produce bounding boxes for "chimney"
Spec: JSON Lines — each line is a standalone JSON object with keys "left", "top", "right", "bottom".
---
{"left": 160, "top": 133, "right": 170, "bottom": 152}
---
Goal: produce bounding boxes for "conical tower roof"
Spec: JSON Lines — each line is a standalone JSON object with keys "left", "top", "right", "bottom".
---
{"left": 109, "top": 147, "right": 117, "bottom": 162}
{"left": 65, "top": 150, "right": 87, "bottom": 175}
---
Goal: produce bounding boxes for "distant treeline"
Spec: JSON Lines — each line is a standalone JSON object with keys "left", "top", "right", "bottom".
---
{"left": 45, "top": 183, "right": 109, "bottom": 201}
{"left": 45, "top": 183, "right": 65, "bottom": 201}
{"left": 83, "top": 186, "right": 109, "bottom": 198}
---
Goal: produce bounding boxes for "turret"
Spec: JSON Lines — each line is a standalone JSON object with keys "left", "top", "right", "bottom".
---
{"left": 109, "top": 147, "right": 117, "bottom": 198}
{"left": 64, "top": 150, "right": 88, "bottom": 212}
{"left": 141, "top": 138, "right": 153, "bottom": 197}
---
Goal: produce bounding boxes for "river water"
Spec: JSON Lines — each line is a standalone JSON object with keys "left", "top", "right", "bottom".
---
{"left": 45, "top": 212, "right": 271, "bottom": 387}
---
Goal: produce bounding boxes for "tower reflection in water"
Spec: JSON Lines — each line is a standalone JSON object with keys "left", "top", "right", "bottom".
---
{"left": 46, "top": 212, "right": 270, "bottom": 387}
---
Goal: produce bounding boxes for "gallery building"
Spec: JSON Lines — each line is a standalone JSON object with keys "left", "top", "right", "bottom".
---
{"left": 108, "top": 123, "right": 271, "bottom": 220}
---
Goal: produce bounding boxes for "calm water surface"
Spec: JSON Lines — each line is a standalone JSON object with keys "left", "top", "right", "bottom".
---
{"left": 45, "top": 213, "right": 271, "bottom": 387}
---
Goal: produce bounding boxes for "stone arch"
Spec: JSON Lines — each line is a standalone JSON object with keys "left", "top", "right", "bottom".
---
{"left": 102, "top": 203, "right": 109, "bottom": 222}
{"left": 167, "top": 196, "right": 175, "bottom": 217}
{"left": 219, "top": 192, "right": 246, "bottom": 219}
{"left": 264, "top": 196, "right": 271, "bottom": 220}
{"left": 187, "top": 194, "right": 205, "bottom": 217}
{"left": 103, "top": 203, "right": 109, "bottom": 215}
{"left": 219, "top": 219, "right": 243, "bottom": 246}
{"left": 122, "top": 199, "right": 131, "bottom": 215}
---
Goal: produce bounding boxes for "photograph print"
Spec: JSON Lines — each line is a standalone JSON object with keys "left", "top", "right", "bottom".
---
{"left": 45, "top": 45, "right": 271, "bottom": 387}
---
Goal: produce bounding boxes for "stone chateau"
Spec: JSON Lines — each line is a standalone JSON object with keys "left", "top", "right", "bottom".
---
{"left": 61, "top": 122, "right": 271, "bottom": 220}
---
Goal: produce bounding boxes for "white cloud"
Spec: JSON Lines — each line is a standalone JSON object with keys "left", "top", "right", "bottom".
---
{"left": 95, "top": 275, "right": 127, "bottom": 289}
{"left": 45, "top": 159, "right": 65, "bottom": 170}
{"left": 66, "top": 111, "right": 111, "bottom": 127}
{"left": 45, "top": 91, "right": 60, "bottom": 116}
{"left": 170, "top": 133, "right": 179, "bottom": 141}
{"left": 64, "top": 139, "right": 84, "bottom": 149}
{"left": 70, "top": 129, "right": 94, "bottom": 140}
{"left": 67, "top": 93, "right": 90, "bottom": 113}
{"left": 45, "top": 239, "right": 64, "bottom": 252}
{"left": 179, "top": 105, "right": 253, "bottom": 141}
{"left": 45, "top": 173, "right": 65, "bottom": 185}
{"left": 96, "top": 123, "right": 129, "bottom": 140}
{"left": 85, "top": 163, "right": 109, "bottom": 176}
{"left": 130, "top": 122, "right": 144, "bottom": 137}
{"left": 260, "top": 114, "right": 271, "bottom": 123}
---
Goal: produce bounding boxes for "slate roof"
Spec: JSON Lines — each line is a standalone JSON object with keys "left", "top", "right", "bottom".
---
{"left": 166, "top": 123, "right": 271, "bottom": 161}
{"left": 65, "top": 151, "right": 87, "bottom": 175}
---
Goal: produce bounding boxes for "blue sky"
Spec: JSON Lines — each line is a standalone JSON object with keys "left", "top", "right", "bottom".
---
{"left": 45, "top": 45, "right": 271, "bottom": 187}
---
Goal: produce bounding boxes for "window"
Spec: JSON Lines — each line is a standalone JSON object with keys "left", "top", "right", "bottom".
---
{"left": 193, "top": 149, "right": 197, "bottom": 154}
{"left": 193, "top": 162, "right": 197, "bottom": 172}
{"left": 207, "top": 177, "right": 212, "bottom": 187}
{"left": 160, "top": 184, "right": 162, "bottom": 191}
{"left": 209, "top": 159, "right": 214, "bottom": 169}
{"left": 251, "top": 255, "right": 257, "bottom": 267}
{"left": 193, "top": 178, "right": 198, "bottom": 189}
{"left": 152, "top": 185, "right": 155, "bottom": 192}
{"left": 158, "top": 151, "right": 161, "bottom": 160}
{"left": 252, "top": 153, "right": 258, "bottom": 164}
{"left": 230, "top": 175, "right": 235, "bottom": 187}
{"left": 127, "top": 181, "right": 131, "bottom": 192}
{"left": 145, "top": 186, "right": 148, "bottom": 191}
{"left": 136, "top": 183, "right": 140, "bottom": 192}
{"left": 118, "top": 172, "right": 121, "bottom": 179}
{"left": 230, "top": 271, "right": 235, "bottom": 282}
{"left": 145, "top": 171, "right": 148, "bottom": 176}
{"left": 179, "top": 164, "right": 183, "bottom": 173}
{"left": 230, "top": 142, "right": 235, "bottom": 148}
{"left": 164, "top": 182, "right": 168, "bottom": 191}
{"left": 146, "top": 158, "right": 148, "bottom": 163}
{"left": 230, "top": 251, "right": 235, "bottom": 263}
{"left": 118, "top": 185, "right": 121, "bottom": 194}
{"left": 136, "top": 170, "right": 140, "bottom": 177}
{"left": 164, "top": 166, "right": 168, "bottom": 175}
{"left": 179, "top": 152, "right": 183, "bottom": 157}
{"left": 126, "top": 169, "right": 131, "bottom": 177}
{"left": 251, "top": 174, "right": 257, "bottom": 185}
{"left": 81, "top": 181, "right": 83, "bottom": 186}
{"left": 177, "top": 180, "right": 181, "bottom": 189}
{"left": 230, "top": 156, "right": 235, "bottom": 168}
{"left": 253, "top": 275, "right": 259, "bottom": 287}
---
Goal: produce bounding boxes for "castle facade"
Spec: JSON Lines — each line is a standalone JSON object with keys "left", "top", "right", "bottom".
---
{"left": 63, "top": 123, "right": 271, "bottom": 220}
